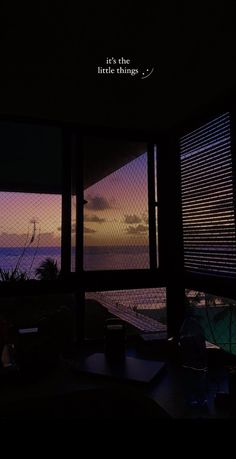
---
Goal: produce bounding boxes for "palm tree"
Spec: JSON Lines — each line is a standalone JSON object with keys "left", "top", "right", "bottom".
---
{"left": 35, "top": 258, "right": 60, "bottom": 280}
{"left": 0, "top": 218, "right": 41, "bottom": 283}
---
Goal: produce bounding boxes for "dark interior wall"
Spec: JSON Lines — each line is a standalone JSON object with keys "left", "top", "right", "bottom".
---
{"left": 0, "top": 123, "right": 62, "bottom": 194}
{"left": 0, "top": 4, "right": 235, "bottom": 130}
{"left": 83, "top": 138, "right": 147, "bottom": 189}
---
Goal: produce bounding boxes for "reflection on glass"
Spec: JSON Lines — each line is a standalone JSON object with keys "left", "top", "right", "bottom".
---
{"left": 85, "top": 288, "right": 167, "bottom": 339}
{"left": 185, "top": 289, "right": 235, "bottom": 355}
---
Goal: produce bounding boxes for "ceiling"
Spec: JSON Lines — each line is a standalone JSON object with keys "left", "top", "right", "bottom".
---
{"left": 83, "top": 138, "right": 147, "bottom": 189}
{"left": 0, "top": 122, "right": 147, "bottom": 193}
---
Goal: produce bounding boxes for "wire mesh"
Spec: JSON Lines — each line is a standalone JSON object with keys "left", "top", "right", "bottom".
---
{"left": 85, "top": 288, "right": 167, "bottom": 338}
{"left": 185, "top": 289, "right": 236, "bottom": 355}
{"left": 84, "top": 152, "right": 152, "bottom": 270}
{"left": 0, "top": 192, "right": 61, "bottom": 280}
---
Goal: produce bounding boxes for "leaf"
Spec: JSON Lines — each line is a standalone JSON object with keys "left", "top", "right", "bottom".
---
{"left": 35, "top": 257, "right": 60, "bottom": 280}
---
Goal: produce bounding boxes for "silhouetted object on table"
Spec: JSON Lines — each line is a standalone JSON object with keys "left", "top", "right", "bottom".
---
{"left": 104, "top": 318, "right": 126, "bottom": 361}
{"left": 0, "top": 319, "right": 19, "bottom": 378}
{"left": 179, "top": 316, "right": 208, "bottom": 408}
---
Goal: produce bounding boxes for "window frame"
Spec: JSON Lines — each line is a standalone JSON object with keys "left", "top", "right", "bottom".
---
{"left": 1, "top": 101, "right": 236, "bottom": 345}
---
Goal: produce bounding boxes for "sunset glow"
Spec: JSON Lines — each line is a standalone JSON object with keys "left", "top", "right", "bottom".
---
{"left": 84, "top": 153, "right": 149, "bottom": 246}
{"left": 0, "top": 192, "right": 61, "bottom": 247}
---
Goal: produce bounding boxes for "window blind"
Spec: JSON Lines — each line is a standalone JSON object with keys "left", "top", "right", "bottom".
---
{"left": 180, "top": 112, "right": 236, "bottom": 277}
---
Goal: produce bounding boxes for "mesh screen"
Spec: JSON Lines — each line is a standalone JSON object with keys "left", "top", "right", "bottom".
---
{"left": 84, "top": 153, "right": 150, "bottom": 270}
{"left": 185, "top": 289, "right": 236, "bottom": 355}
{"left": 71, "top": 195, "right": 76, "bottom": 272}
{"left": 0, "top": 192, "right": 61, "bottom": 280}
{"left": 180, "top": 113, "right": 236, "bottom": 277}
{"left": 154, "top": 145, "right": 159, "bottom": 265}
{"left": 85, "top": 288, "right": 166, "bottom": 339}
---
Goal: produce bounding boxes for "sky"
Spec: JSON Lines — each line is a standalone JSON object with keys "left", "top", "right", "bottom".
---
{"left": 0, "top": 152, "right": 150, "bottom": 249}
{"left": 84, "top": 153, "right": 149, "bottom": 246}
{"left": 0, "top": 193, "right": 61, "bottom": 247}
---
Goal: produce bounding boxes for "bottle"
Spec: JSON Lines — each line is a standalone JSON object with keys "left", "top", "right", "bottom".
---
{"left": 179, "top": 316, "right": 208, "bottom": 408}
{"left": 0, "top": 320, "right": 18, "bottom": 370}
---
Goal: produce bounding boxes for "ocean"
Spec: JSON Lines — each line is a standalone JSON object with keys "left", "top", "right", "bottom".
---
{"left": 0, "top": 247, "right": 61, "bottom": 278}
{"left": 83, "top": 245, "right": 151, "bottom": 271}
{"left": 0, "top": 245, "right": 152, "bottom": 277}
{"left": 0, "top": 245, "right": 164, "bottom": 314}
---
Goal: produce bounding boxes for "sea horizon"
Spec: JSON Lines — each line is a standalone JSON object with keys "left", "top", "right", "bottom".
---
{"left": 0, "top": 244, "right": 152, "bottom": 275}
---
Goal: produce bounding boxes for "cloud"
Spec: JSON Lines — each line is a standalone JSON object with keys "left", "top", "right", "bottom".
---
{"left": 58, "top": 222, "right": 77, "bottom": 233}
{"left": 124, "top": 214, "right": 142, "bottom": 224}
{"left": 126, "top": 224, "right": 148, "bottom": 235}
{"left": 84, "top": 226, "right": 96, "bottom": 234}
{"left": 84, "top": 214, "right": 106, "bottom": 224}
{"left": 142, "top": 213, "right": 149, "bottom": 225}
{"left": 58, "top": 216, "right": 103, "bottom": 234}
{"left": 38, "top": 232, "right": 60, "bottom": 245}
{"left": 0, "top": 231, "right": 60, "bottom": 247}
{"left": 85, "top": 195, "right": 112, "bottom": 210}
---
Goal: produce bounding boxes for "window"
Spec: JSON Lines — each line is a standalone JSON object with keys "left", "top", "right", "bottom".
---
{"left": 0, "top": 192, "right": 61, "bottom": 280}
{"left": 84, "top": 150, "right": 152, "bottom": 270}
{"left": 0, "top": 122, "right": 62, "bottom": 281}
{"left": 180, "top": 113, "right": 236, "bottom": 277}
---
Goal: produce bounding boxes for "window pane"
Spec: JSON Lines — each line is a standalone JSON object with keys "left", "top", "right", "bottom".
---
{"left": 0, "top": 192, "right": 61, "bottom": 280}
{"left": 0, "top": 122, "right": 62, "bottom": 281}
{"left": 84, "top": 152, "right": 150, "bottom": 270}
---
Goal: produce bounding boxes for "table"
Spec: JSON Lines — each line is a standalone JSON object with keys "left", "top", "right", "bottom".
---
{"left": 0, "top": 345, "right": 231, "bottom": 419}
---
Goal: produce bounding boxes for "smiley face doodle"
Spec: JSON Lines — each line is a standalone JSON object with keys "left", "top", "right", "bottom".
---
{"left": 141, "top": 67, "right": 154, "bottom": 79}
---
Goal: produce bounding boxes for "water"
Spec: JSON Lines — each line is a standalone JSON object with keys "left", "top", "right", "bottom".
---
{"left": 83, "top": 245, "right": 151, "bottom": 271}
{"left": 0, "top": 247, "right": 61, "bottom": 278}
{"left": 0, "top": 245, "right": 152, "bottom": 278}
